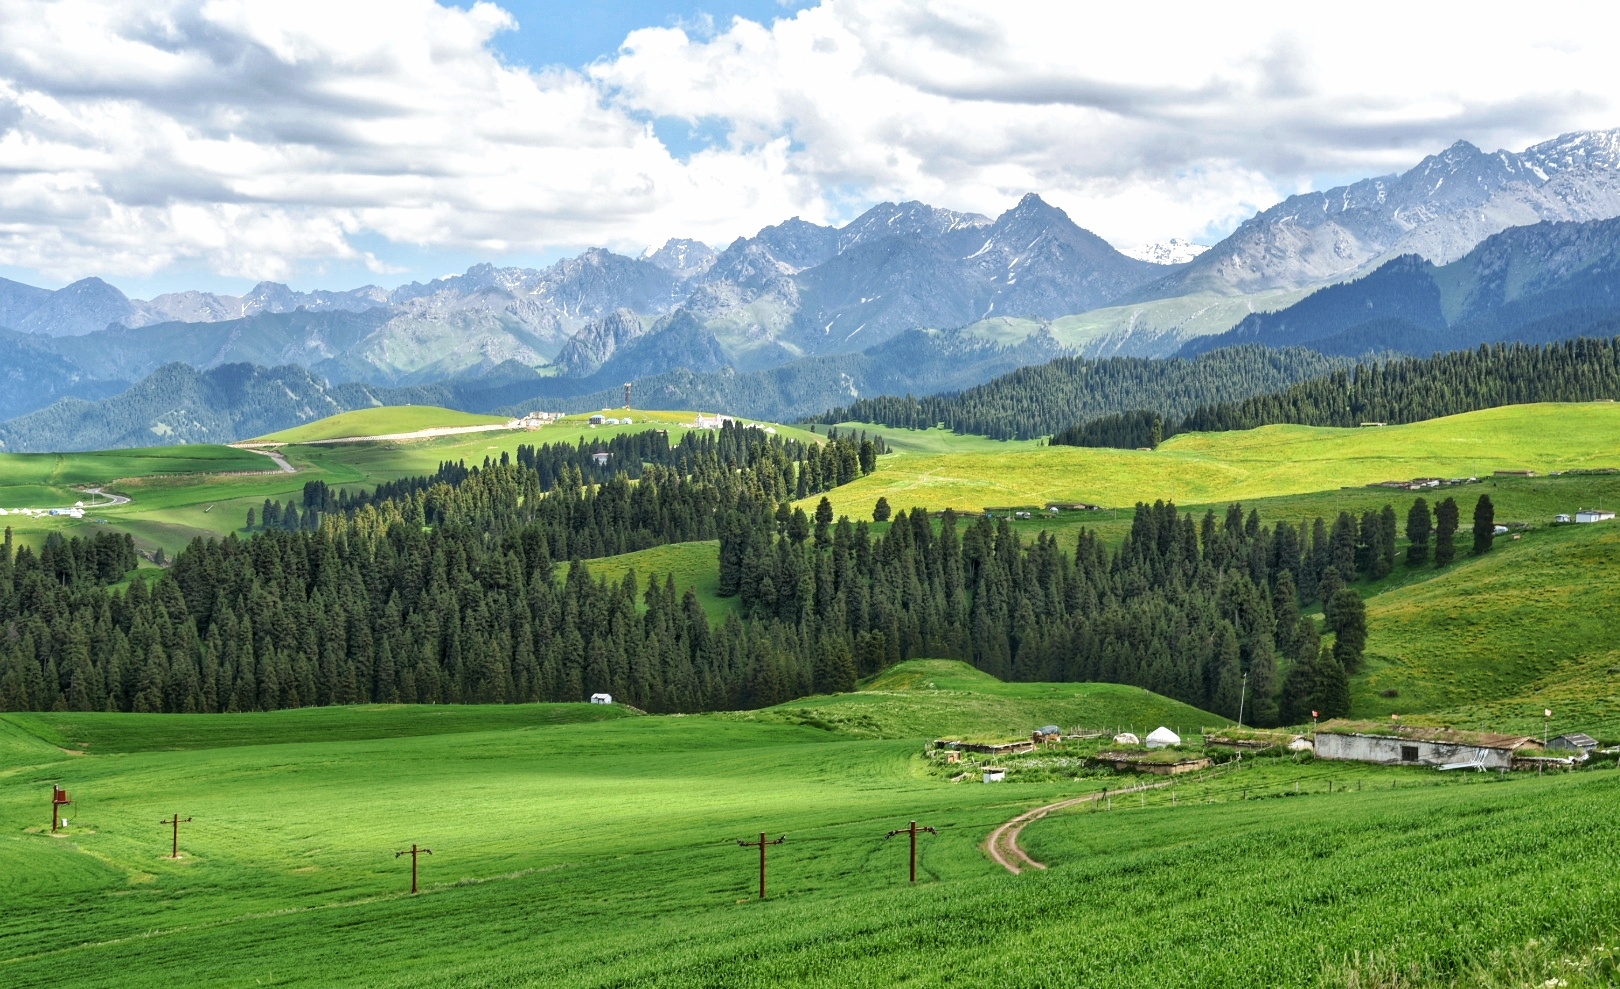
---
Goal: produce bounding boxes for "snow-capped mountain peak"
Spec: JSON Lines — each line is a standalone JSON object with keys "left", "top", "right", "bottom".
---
{"left": 1120, "top": 239, "right": 1210, "bottom": 265}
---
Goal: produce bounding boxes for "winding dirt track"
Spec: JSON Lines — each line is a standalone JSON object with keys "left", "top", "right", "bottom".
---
{"left": 984, "top": 780, "right": 1173, "bottom": 874}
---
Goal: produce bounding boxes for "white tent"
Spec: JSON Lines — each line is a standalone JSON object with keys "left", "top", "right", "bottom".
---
{"left": 589, "top": 693, "right": 613, "bottom": 705}
{"left": 1145, "top": 726, "right": 1181, "bottom": 749}
{"left": 1113, "top": 732, "right": 1140, "bottom": 746}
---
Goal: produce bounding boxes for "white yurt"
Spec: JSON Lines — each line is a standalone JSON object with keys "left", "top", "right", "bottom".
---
{"left": 1145, "top": 726, "right": 1181, "bottom": 749}
{"left": 1113, "top": 732, "right": 1140, "bottom": 746}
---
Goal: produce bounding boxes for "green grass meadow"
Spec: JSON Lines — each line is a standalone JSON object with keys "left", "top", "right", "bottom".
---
{"left": 3, "top": 672, "right": 1616, "bottom": 988}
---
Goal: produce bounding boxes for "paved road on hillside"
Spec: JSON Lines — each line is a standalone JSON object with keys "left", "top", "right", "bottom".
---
{"left": 78, "top": 486, "right": 132, "bottom": 507}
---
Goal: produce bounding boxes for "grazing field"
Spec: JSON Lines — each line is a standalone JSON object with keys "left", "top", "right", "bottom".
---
{"left": 249, "top": 405, "right": 510, "bottom": 443}
{"left": 1355, "top": 521, "right": 1620, "bottom": 734}
{"left": 2, "top": 674, "right": 1614, "bottom": 989}
{"left": 814, "top": 402, "right": 1620, "bottom": 519}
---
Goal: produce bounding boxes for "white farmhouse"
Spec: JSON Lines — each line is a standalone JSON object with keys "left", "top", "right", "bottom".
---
{"left": 1575, "top": 509, "right": 1615, "bottom": 523}
{"left": 589, "top": 692, "right": 613, "bottom": 705}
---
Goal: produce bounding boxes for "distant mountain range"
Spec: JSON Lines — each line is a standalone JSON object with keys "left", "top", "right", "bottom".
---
{"left": 1184, "top": 215, "right": 1620, "bottom": 357}
{"left": 4, "top": 128, "right": 1620, "bottom": 448}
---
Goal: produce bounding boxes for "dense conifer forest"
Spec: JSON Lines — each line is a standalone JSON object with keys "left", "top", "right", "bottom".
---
{"left": 809, "top": 346, "right": 1347, "bottom": 440}
{"left": 1054, "top": 338, "right": 1620, "bottom": 448}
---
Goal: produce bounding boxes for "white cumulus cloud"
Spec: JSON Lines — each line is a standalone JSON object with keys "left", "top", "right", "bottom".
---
{"left": 0, "top": 0, "right": 1617, "bottom": 285}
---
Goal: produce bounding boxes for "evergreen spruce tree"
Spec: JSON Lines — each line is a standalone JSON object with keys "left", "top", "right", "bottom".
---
{"left": 1325, "top": 588, "right": 1368, "bottom": 674}
{"left": 1329, "top": 512, "right": 1359, "bottom": 581}
{"left": 1376, "top": 504, "right": 1398, "bottom": 579}
{"left": 1434, "top": 497, "right": 1459, "bottom": 567}
{"left": 1472, "top": 494, "right": 1496, "bottom": 555}
{"left": 1245, "top": 632, "right": 1279, "bottom": 727}
{"left": 1279, "top": 645, "right": 1317, "bottom": 725}
{"left": 1310, "top": 648, "right": 1352, "bottom": 720}
{"left": 872, "top": 497, "right": 891, "bottom": 523}
{"left": 1405, "top": 497, "right": 1432, "bottom": 565}
{"left": 814, "top": 497, "right": 834, "bottom": 549}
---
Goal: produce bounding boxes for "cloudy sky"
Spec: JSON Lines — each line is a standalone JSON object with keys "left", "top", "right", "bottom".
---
{"left": 2, "top": 0, "right": 1617, "bottom": 296}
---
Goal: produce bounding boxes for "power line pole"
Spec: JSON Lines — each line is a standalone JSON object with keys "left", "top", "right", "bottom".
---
{"left": 161, "top": 813, "right": 192, "bottom": 859}
{"left": 395, "top": 843, "right": 432, "bottom": 894}
{"left": 885, "top": 820, "right": 937, "bottom": 883}
{"left": 736, "top": 832, "right": 785, "bottom": 899}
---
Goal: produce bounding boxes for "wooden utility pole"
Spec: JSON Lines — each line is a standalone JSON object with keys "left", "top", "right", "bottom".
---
{"left": 395, "top": 844, "right": 432, "bottom": 894}
{"left": 884, "top": 820, "right": 937, "bottom": 883}
{"left": 736, "top": 832, "right": 785, "bottom": 899}
{"left": 161, "top": 813, "right": 192, "bottom": 859}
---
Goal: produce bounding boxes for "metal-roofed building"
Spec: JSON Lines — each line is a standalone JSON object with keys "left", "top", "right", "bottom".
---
{"left": 1315, "top": 720, "right": 1540, "bottom": 770}
{"left": 1548, "top": 733, "right": 1599, "bottom": 755}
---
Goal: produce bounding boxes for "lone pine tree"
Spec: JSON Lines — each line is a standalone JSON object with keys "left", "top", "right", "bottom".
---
{"left": 1434, "top": 496, "right": 1459, "bottom": 567}
{"left": 1473, "top": 494, "right": 1496, "bottom": 555}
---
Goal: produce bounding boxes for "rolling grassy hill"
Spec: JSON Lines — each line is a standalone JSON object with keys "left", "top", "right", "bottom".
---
{"left": 1354, "top": 522, "right": 1620, "bottom": 735}
{"left": 745, "top": 659, "right": 1223, "bottom": 741}
{"left": 249, "top": 405, "right": 510, "bottom": 443}
{"left": 2, "top": 672, "right": 1616, "bottom": 988}
{"left": 814, "top": 402, "right": 1620, "bottom": 519}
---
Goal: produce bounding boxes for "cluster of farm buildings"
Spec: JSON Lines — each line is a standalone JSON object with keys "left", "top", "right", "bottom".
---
{"left": 945, "top": 720, "right": 1603, "bottom": 783}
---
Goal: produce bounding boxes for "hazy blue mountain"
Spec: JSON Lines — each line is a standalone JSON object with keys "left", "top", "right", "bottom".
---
{"left": 0, "top": 330, "right": 129, "bottom": 420}
{"left": 0, "top": 277, "right": 54, "bottom": 330}
{"left": 0, "top": 362, "right": 384, "bottom": 453}
{"left": 1182, "top": 215, "right": 1620, "bottom": 357}
{"left": 17, "top": 277, "right": 139, "bottom": 336}
{"left": 498, "top": 323, "right": 1077, "bottom": 422}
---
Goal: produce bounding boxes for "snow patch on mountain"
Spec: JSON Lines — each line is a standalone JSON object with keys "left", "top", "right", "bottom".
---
{"left": 1120, "top": 239, "right": 1210, "bottom": 265}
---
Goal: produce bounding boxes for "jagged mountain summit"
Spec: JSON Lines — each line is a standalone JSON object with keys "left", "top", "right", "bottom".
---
{"left": 1135, "top": 129, "right": 1620, "bottom": 300}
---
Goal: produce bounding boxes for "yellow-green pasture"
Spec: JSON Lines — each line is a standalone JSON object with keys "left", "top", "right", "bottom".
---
{"left": 813, "top": 402, "right": 1620, "bottom": 520}
{"left": 250, "top": 405, "right": 510, "bottom": 443}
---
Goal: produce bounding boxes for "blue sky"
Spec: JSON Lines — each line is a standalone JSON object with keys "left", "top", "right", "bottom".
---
{"left": 487, "top": 2, "right": 814, "bottom": 75}
{"left": 1, "top": 1, "right": 1614, "bottom": 300}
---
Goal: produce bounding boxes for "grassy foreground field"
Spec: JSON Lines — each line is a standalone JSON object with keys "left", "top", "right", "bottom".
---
{"left": 2, "top": 667, "right": 1616, "bottom": 989}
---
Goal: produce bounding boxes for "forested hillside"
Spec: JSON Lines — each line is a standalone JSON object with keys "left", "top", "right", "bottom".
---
{"left": 0, "top": 415, "right": 1383, "bottom": 724}
{"left": 1053, "top": 337, "right": 1620, "bottom": 448}
{"left": 811, "top": 346, "right": 1347, "bottom": 440}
